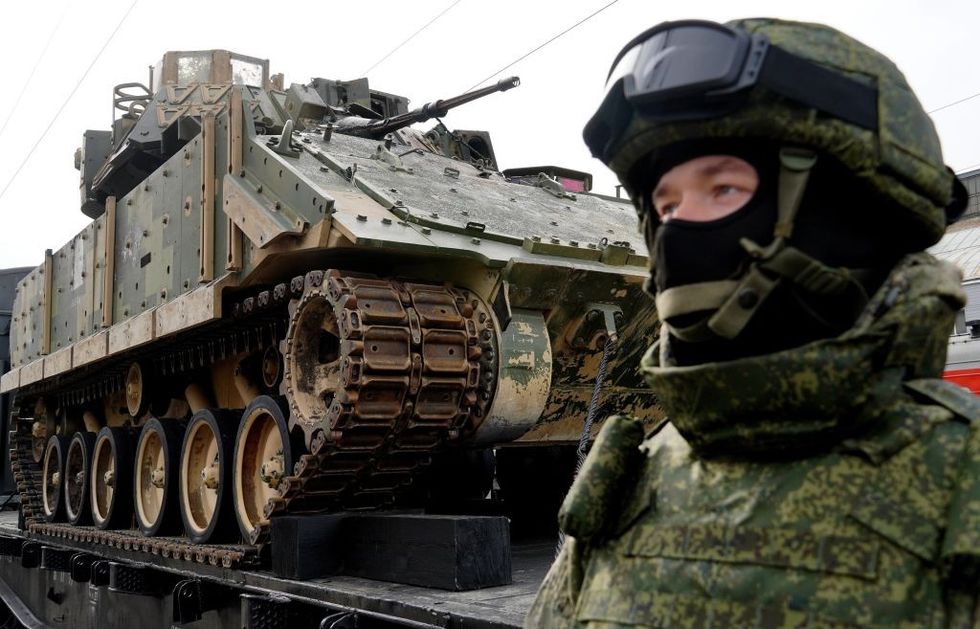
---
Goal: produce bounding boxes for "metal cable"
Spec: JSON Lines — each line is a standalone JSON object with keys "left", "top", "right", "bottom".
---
{"left": 556, "top": 336, "right": 616, "bottom": 554}
{"left": 0, "top": 0, "right": 139, "bottom": 206}
{"left": 0, "top": 1, "right": 71, "bottom": 141}
{"left": 463, "top": 0, "right": 621, "bottom": 93}
{"left": 360, "top": 0, "right": 464, "bottom": 76}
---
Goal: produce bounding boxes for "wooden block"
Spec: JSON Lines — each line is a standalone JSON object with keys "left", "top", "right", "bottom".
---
{"left": 271, "top": 513, "right": 511, "bottom": 590}
{"left": 271, "top": 514, "right": 344, "bottom": 580}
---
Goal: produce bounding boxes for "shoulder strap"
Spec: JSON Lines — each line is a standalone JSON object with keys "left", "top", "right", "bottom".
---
{"left": 903, "top": 378, "right": 980, "bottom": 424}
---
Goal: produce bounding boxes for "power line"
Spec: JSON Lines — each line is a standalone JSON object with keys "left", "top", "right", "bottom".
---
{"left": 359, "top": 0, "right": 463, "bottom": 76}
{"left": 462, "top": 0, "right": 621, "bottom": 93}
{"left": 0, "top": 0, "right": 138, "bottom": 206}
{"left": 929, "top": 90, "right": 980, "bottom": 115}
{"left": 0, "top": 2, "right": 71, "bottom": 141}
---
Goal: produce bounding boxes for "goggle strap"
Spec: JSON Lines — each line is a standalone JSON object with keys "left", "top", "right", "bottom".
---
{"left": 759, "top": 45, "right": 879, "bottom": 131}
{"left": 774, "top": 147, "right": 818, "bottom": 239}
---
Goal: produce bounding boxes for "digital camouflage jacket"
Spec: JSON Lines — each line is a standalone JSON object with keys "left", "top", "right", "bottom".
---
{"left": 526, "top": 254, "right": 980, "bottom": 628}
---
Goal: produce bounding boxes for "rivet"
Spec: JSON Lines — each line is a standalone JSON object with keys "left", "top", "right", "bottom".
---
{"left": 382, "top": 218, "right": 392, "bottom": 225}
{"left": 357, "top": 214, "right": 367, "bottom": 222}
{"left": 422, "top": 227, "right": 431, "bottom": 235}
{"left": 551, "top": 237, "right": 560, "bottom": 244}
{"left": 737, "top": 288, "right": 760, "bottom": 309}
{"left": 471, "top": 238, "right": 481, "bottom": 245}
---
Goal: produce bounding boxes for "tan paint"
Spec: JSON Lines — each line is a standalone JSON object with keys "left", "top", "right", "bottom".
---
{"left": 103, "top": 390, "right": 131, "bottom": 428}
{"left": 232, "top": 366, "right": 260, "bottom": 407}
{"left": 0, "top": 369, "right": 19, "bottom": 394}
{"left": 41, "top": 250, "right": 53, "bottom": 355}
{"left": 73, "top": 331, "right": 109, "bottom": 367}
{"left": 222, "top": 175, "right": 306, "bottom": 249}
{"left": 209, "top": 356, "right": 247, "bottom": 410}
{"left": 470, "top": 310, "right": 553, "bottom": 445}
{"left": 155, "top": 281, "right": 222, "bottom": 338}
{"left": 82, "top": 411, "right": 103, "bottom": 433}
{"left": 199, "top": 110, "right": 216, "bottom": 282}
{"left": 20, "top": 359, "right": 44, "bottom": 386}
{"left": 226, "top": 87, "right": 244, "bottom": 272}
{"left": 43, "top": 346, "right": 72, "bottom": 378}
{"left": 185, "top": 383, "right": 212, "bottom": 414}
{"left": 108, "top": 309, "right": 155, "bottom": 354}
{"left": 212, "top": 50, "right": 232, "bottom": 83}
{"left": 101, "top": 197, "right": 117, "bottom": 328}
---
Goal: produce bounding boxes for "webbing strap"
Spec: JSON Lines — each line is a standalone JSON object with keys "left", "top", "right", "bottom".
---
{"left": 655, "top": 280, "right": 739, "bottom": 319}
{"left": 774, "top": 148, "right": 818, "bottom": 239}
{"left": 761, "top": 246, "right": 865, "bottom": 296}
{"left": 707, "top": 266, "right": 780, "bottom": 339}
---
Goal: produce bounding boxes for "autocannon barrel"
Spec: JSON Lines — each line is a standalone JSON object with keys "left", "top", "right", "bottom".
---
{"left": 341, "top": 76, "right": 520, "bottom": 139}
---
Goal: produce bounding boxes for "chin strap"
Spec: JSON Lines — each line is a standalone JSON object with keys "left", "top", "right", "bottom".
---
{"left": 655, "top": 147, "right": 871, "bottom": 343}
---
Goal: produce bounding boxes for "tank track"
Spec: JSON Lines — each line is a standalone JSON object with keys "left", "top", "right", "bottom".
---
{"left": 254, "top": 270, "right": 497, "bottom": 545}
{"left": 9, "top": 270, "right": 498, "bottom": 567}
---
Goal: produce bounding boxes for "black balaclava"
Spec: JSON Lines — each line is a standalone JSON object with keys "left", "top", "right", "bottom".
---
{"left": 643, "top": 145, "right": 905, "bottom": 366}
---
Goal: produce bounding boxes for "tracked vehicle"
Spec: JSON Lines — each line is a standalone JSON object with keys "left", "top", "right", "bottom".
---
{"left": 0, "top": 50, "right": 657, "bottom": 627}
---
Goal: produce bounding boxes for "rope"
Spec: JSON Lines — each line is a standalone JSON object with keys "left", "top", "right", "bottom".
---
{"left": 557, "top": 336, "right": 616, "bottom": 554}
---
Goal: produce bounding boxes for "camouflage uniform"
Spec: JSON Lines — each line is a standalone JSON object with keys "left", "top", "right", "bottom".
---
{"left": 528, "top": 253, "right": 980, "bottom": 627}
{"left": 526, "top": 18, "right": 980, "bottom": 628}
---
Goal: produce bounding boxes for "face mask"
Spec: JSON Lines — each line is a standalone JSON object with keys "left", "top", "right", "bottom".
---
{"left": 646, "top": 152, "right": 897, "bottom": 366}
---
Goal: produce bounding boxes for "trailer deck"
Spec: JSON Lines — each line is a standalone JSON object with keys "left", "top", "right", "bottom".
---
{"left": 0, "top": 510, "right": 548, "bottom": 628}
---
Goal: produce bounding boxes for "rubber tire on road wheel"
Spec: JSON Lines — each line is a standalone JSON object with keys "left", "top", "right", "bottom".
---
{"left": 65, "top": 431, "right": 96, "bottom": 525}
{"left": 233, "top": 395, "right": 297, "bottom": 541}
{"left": 42, "top": 435, "right": 71, "bottom": 522}
{"left": 91, "top": 426, "right": 135, "bottom": 530}
{"left": 134, "top": 418, "right": 184, "bottom": 536}
{"left": 179, "top": 409, "right": 239, "bottom": 544}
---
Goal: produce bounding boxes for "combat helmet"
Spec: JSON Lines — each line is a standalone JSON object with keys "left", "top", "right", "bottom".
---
{"left": 584, "top": 18, "right": 967, "bottom": 346}
{"left": 584, "top": 18, "right": 966, "bottom": 245}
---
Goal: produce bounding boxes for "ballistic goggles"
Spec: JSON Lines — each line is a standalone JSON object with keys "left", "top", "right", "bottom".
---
{"left": 584, "top": 20, "right": 879, "bottom": 162}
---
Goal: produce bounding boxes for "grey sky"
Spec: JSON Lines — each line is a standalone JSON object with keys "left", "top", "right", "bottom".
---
{"left": 0, "top": 0, "right": 977, "bottom": 268}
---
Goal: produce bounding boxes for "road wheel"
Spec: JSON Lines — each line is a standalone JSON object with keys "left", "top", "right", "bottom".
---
{"left": 134, "top": 418, "right": 184, "bottom": 536}
{"left": 42, "top": 435, "right": 70, "bottom": 522}
{"left": 179, "top": 409, "right": 238, "bottom": 543}
{"left": 65, "top": 431, "right": 96, "bottom": 525}
{"left": 91, "top": 427, "right": 134, "bottom": 529}
{"left": 233, "top": 396, "right": 294, "bottom": 543}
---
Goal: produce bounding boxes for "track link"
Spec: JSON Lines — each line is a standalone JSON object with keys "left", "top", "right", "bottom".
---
{"left": 9, "top": 270, "right": 499, "bottom": 565}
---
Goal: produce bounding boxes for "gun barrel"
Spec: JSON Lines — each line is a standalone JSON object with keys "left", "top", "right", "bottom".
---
{"left": 348, "top": 76, "right": 520, "bottom": 139}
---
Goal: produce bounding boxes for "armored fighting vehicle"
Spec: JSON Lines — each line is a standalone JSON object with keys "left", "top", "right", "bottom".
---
{"left": 0, "top": 50, "right": 657, "bottom": 626}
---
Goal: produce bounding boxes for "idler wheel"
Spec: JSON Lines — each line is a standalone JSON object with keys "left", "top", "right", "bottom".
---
{"left": 233, "top": 395, "right": 295, "bottom": 542}
{"left": 179, "top": 409, "right": 238, "bottom": 543}
{"left": 91, "top": 426, "right": 134, "bottom": 529}
{"left": 125, "top": 361, "right": 151, "bottom": 418}
{"left": 42, "top": 435, "right": 70, "bottom": 522}
{"left": 64, "top": 431, "right": 97, "bottom": 525}
{"left": 134, "top": 418, "right": 184, "bottom": 536}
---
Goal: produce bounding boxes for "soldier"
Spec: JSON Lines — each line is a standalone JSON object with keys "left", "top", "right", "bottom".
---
{"left": 527, "top": 18, "right": 980, "bottom": 627}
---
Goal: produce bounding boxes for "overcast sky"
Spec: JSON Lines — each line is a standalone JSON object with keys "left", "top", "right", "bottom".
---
{"left": 0, "top": 0, "right": 977, "bottom": 268}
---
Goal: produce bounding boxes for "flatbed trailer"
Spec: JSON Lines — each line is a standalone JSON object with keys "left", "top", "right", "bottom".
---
{"left": 0, "top": 510, "right": 547, "bottom": 628}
